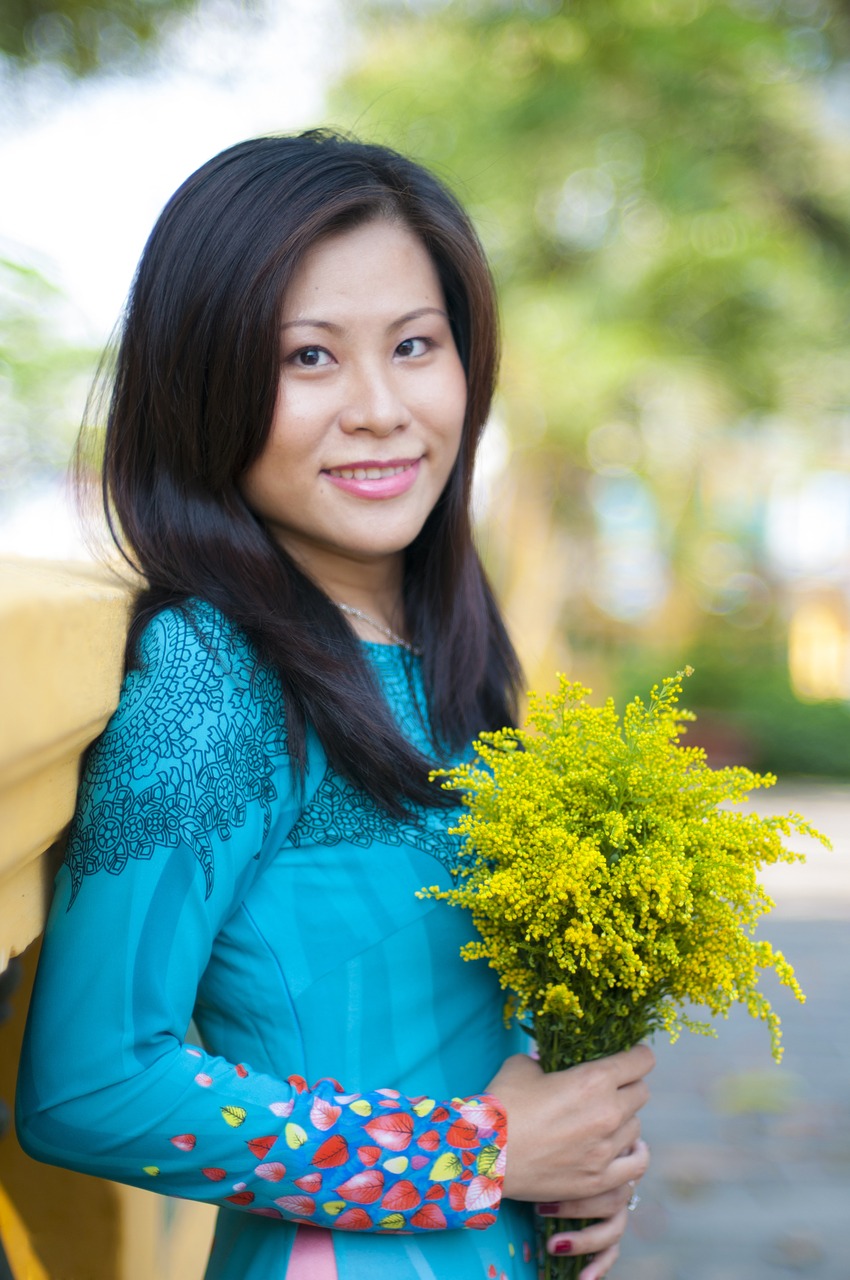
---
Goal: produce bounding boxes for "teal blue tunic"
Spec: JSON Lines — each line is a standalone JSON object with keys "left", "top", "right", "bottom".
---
{"left": 17, "top": 603, "right": 537, "bottom": 1279}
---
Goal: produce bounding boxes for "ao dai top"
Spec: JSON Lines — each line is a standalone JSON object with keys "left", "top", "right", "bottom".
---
{"left": 17, "top": 602, "right": 538, "bottom": 1279}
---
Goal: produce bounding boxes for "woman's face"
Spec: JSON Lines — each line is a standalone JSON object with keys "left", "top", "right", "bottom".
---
{"left": 240, "top": 217, "right": 468, "bottom": 592}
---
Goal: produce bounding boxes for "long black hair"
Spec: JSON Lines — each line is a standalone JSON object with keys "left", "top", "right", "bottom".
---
{"left": 93, "top": 130, "right": 521, "bottom": 814}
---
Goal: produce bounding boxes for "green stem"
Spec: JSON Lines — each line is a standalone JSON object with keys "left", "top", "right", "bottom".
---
{"left": 540, "top": 1214, "right": 590, "bottom": 1280}
{"left": 532, "top": 1011, "right": 652, "bottom": 1280}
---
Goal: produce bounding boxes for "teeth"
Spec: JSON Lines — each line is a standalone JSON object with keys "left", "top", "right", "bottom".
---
{"left": 329, "top": 464, "right": 410, "bottom": 480}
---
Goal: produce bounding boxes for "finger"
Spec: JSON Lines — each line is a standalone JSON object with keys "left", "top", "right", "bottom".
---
{"left": 608, "top": 1136, "right": 650, "bottom": 1186}
{"left": 618, "top": 1073, "right": 651, "bottom": 1109}
{"left": 538, "top": 1181, "right": 632, "bottom": 1220}
{"left": 544, "top": 1138, "right": 649, "bottom": 1218}
{"left": 586, "top": 1139, "right": 647, "bottom": 1197}
{"left": 615, "top": 1115, "right": 642, "bottom": 1153}
{"left": 607, "top": 1042, "right": 655, "bottom": 1086}
{"left": 579, "top": 1242, "right": 621, "bottom": 1280}
{"left": 547, "top": 1206, "right": 629, "bottom": 1259}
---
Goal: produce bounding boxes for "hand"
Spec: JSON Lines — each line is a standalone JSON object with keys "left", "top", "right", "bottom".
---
{"left": 535, "top": 1146, "right": 649, "bottom": 1278}
{"left": 486, "top": 1044, "right": 653, "bottom": 1204}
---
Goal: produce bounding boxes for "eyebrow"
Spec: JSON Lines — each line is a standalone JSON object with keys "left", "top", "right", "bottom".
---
{"left": 280, "top": 306, "right": 449, "bottom": 334}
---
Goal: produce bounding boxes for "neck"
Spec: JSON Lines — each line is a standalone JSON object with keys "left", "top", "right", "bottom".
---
{"left": 281, "top": 542, "right": 406, "bottom": 635}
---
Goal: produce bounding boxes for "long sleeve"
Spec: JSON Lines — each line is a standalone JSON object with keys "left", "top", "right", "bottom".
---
{"left": 16, "top": 604, "right": 507, "bottom": 1234}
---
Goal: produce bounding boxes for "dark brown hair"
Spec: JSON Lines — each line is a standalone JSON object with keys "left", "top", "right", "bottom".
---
{"left": 96, "top": 130, "right": 521, "bottom": 813}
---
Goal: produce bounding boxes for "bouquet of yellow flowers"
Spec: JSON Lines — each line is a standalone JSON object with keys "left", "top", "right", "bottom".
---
{"left": 425, "top": 671, "right": 828, "bottom": 1279}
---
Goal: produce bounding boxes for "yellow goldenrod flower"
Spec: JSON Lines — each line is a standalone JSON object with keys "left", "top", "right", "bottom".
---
{"left": 426, "top": 671, "right": 830, "bottom": 1067}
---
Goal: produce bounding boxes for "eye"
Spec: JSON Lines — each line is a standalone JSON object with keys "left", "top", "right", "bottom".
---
{"left": 395, "top": 336, "right": 432, "bottom": 359}
{"left": 290, "top": 346, "right": 333, "bottom": 368}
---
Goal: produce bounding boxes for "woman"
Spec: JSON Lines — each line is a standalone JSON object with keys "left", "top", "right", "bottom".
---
{"left": 17, "top": 132, "right": 652, "bottom": 1280}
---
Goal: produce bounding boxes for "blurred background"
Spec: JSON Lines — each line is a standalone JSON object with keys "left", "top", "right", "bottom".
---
{"left": 3, "top": 0, "right": 850, "bottom": 774}
{"left": 1, "top": 5, "right": 849, "bottom": 1278}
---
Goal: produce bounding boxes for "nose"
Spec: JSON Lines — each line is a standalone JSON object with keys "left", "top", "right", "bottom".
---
{"left": 338, "top": 361, "right": 411, "bottom": 436}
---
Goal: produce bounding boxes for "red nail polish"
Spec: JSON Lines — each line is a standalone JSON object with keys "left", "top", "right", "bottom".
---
{"left": 537, "top": 1202, "right": 559, "bottom": 1216}
{"left": 553, "top": 1240, "right": 573, "bottom": 1255}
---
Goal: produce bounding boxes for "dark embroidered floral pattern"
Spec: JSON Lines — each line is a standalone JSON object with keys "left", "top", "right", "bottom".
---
{"left": 65, "top": 605, "right": 287, "bottom": 906}
{"left": 287, "top": 646, "right": 464, "bottom": 873}
{"left": 286, "top": 768, "right": 462, "bottom": 869}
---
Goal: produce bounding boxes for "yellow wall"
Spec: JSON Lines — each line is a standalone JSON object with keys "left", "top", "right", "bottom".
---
{"left": 0, "top": 559, "right": 215, "bottom": 1280}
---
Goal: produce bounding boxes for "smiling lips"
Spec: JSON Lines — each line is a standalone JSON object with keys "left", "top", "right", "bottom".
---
{"left": 324, "top": 458, "right": 421, "bottom": 500}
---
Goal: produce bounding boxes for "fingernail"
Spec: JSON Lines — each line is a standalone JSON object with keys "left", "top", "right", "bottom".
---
{"left": 537, "top": 1202, "right": 559, "bottom": 1216}
{"left": 553, "top": 1239, "right": 573, "bottom": 1255}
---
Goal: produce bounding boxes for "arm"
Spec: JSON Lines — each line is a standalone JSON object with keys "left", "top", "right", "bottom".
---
{"left": 16, "top": 604, "right": 506, "bottom": 1233}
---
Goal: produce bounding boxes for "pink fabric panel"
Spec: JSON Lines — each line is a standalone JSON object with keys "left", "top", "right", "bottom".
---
{"left": 286, "top": 1225, "right": 339, "bottom": 1280}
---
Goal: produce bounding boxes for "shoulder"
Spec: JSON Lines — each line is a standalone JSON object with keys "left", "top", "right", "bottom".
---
{"left": 89, "top": 600, "right": 287, "bottom": 789}
{"left": 131, "top": 599, "right": 266, "bottom": 706}
{"left": 67, "top": 602, "right": 291, "bottom": 906}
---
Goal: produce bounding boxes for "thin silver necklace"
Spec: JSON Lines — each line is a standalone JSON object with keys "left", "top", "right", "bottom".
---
{"left": 335, "top": 602, "right": 422, "bottom": 656}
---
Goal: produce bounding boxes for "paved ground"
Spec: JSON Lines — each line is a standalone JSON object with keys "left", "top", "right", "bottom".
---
{"left": 618, "top": 783, "right": 850, "bottom": 1280}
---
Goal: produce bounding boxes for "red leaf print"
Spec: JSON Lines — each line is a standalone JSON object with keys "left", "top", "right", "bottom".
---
{"left": 202, "top": 1168, "right": 227, "bottom": 1181}
{"left": 169, "top": 1134, "right": 196, "bottom": 1152}
{"left": 410, "top": 1204, "right": 447, "bottom": 1229}
{"left": 310, "top": 1097, "right": 342, "bottom": 1131}
{"left": 235, "top": 1064, "right": 249, "bottom": 1078}
{"left": 460, "top": 1169, "right": 473, "bottom": 1182}
{"left": 465, "top": 1212, "right": 498, "bottom": 1230}
{"left": 488, "top": 1267, "right": 498, "bottom": 1279}
{"left": 335, "top": 1170, "right": 385, "bottom": 1204}
{"left": 430, "top": 1106, "right": 450, "bottom": 1123}
{"left": 446, "top": 1119, "right": 478, "bottom": 1149}
{"left": 363, "top": 1113, "right": 414, "bottom": 1152}
{"left": 246, "top": 1135, "right": 276, "bottom": 1159}
{"left": 449, "top": 1182, "right": 467, "bottom": 1211}
{"left": 254, "top": 1162, "right": 287, "bottom": 1182}
{"left": 287, "top": 1074, "right": 308, "bottom": 1093}
{"left": 375, "top": 1088, "right": 400, "bottom": 1099}
{"left": 460, "top": 1102, "right": 505, "bottom": 1134}
{"left": 226, "top": 1190, "right": 255, "bottom": 1206}
{"left": 461, "top": 1150, "right": 476, "bottom": 1166}
{"left": 425, "top": 1185, "right": 445, "bottom": 1201}
{"left": 381, "top": 1180, "right": 421, "bottom": 1212}
{"left": 357, "top": 1145, "right": 381, "bottom": 1167}
{"left": 294, "top": 1173, "right": 322, "bottom": 1192}
{"left": 465, "top": 1176, "right": 501, "bottom": 1212}
{"left": 335, "top": 1208, "right": 373, "bottom": 1231}
{"left": 249, "top": 1207, "right": 283, "bottom": 1219}
{"left": 378, "top": 1099, "right": 401, "bottom": 1109}
{"left": 313, "top": 1134, "right": 349, "bottom": 1168}
{"left": 416, "top": 1129, "right": 440, "bottom": 1152}
{"left": 194, "top": 1073, "right": 213, "bottom": 1088}
{"left": 410, "top": 1154, "right": 429, "bottom": 1170}
{"left": 313, "top": 1076, "right": 344, "bottom": 1091}
{"left": 523, "top": 1241, "right": 533, "bottom": 1262}
{"left": 274, "top": 1194, "right": 316, "bottom": 1216}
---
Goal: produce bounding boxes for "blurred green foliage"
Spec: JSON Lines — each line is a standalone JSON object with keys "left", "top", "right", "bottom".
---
{"left": 339, "top": 0, "right": 850, "bottom": 440}
{"left": 0, "top": 0, "right": 197, "bottom": 74}
{"left": 336, "top": 0, "right": 850, "bottom": 770}
{"left": 614, "top": 635, "right": 850, "bottom": 777}
{"left": 0, "top": 258, "right": 96, "bottom": 499}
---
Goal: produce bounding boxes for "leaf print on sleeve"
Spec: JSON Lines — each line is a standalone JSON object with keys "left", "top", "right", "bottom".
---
{"left": 136, "top": 1055, "right": 509, "bottom": 1236}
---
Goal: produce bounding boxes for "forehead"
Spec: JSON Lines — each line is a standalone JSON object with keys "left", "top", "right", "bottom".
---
{"left": 282, "top": 218, "right": 445, "bottom": 319}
